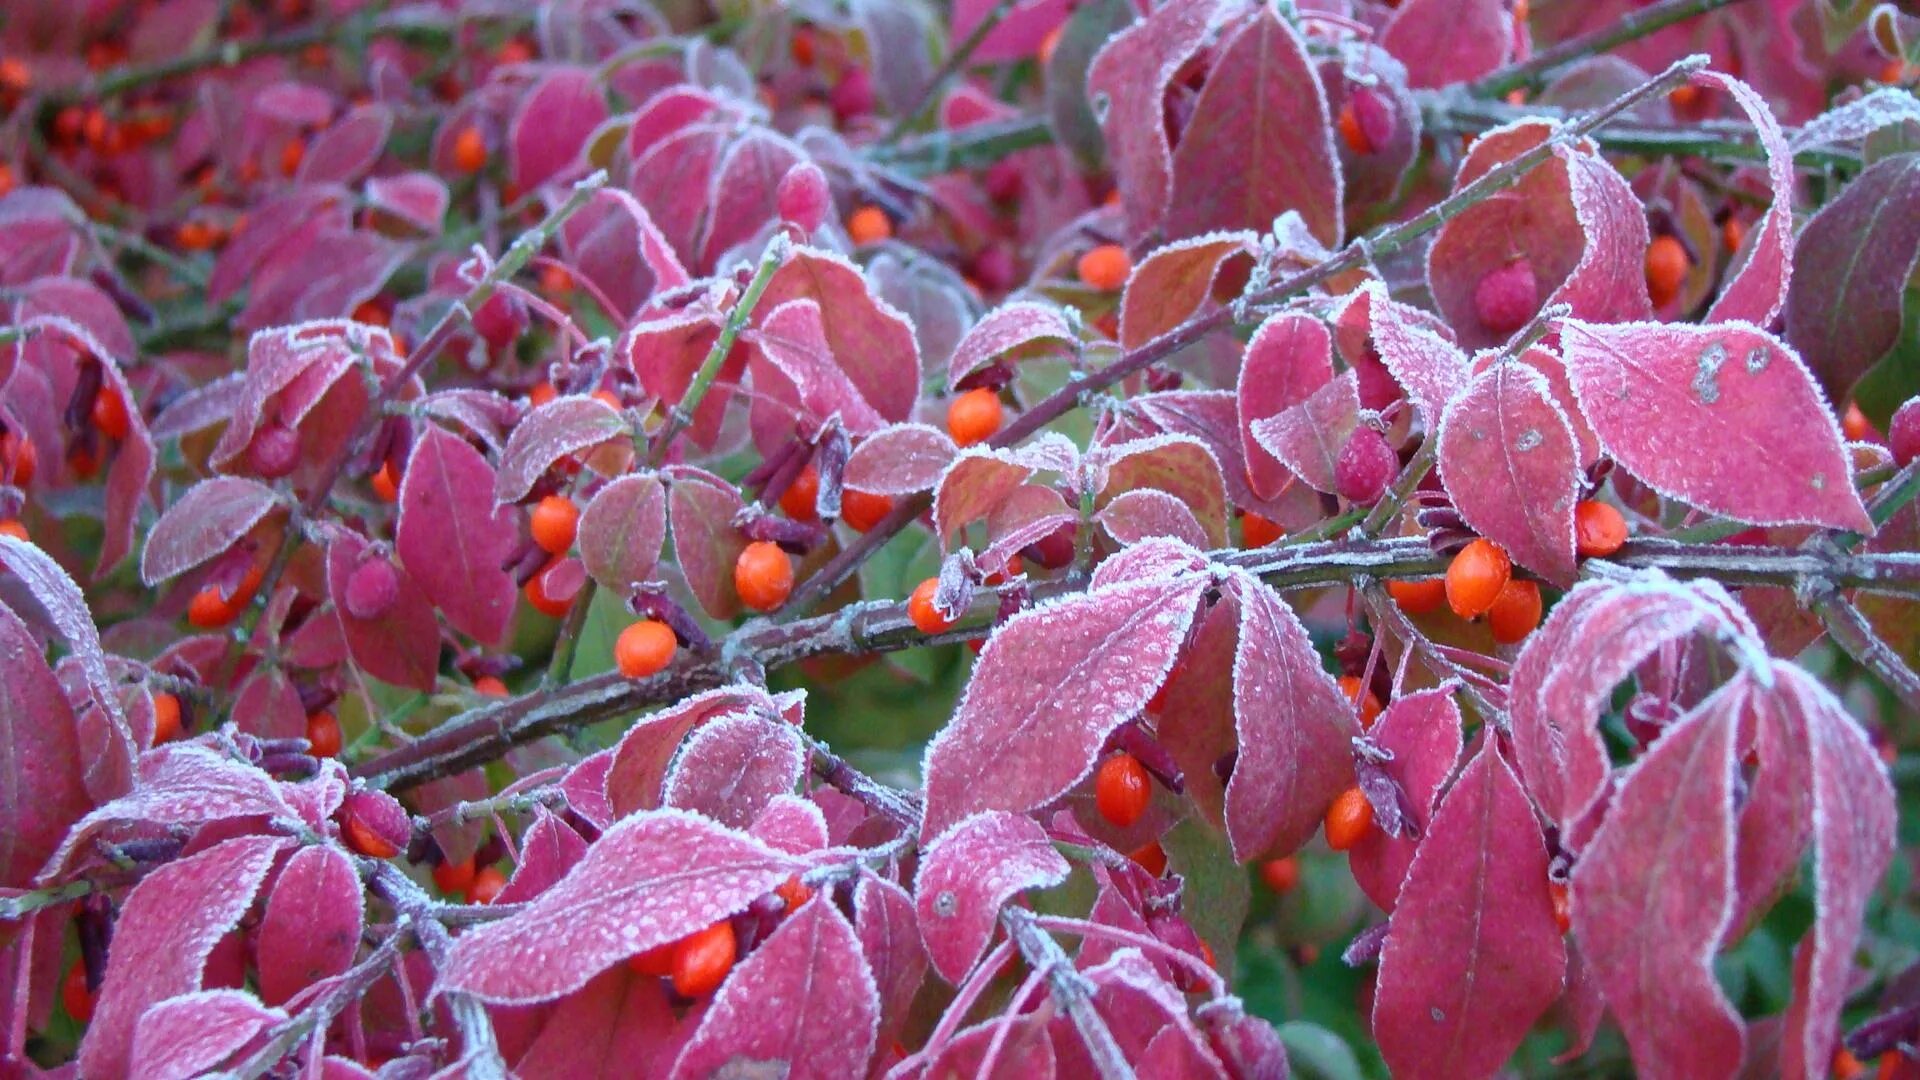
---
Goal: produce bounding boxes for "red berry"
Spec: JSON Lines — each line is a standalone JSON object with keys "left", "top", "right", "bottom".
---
{"left": 1324, "top": 787, "right": 1372, "bottom": 851}
{"left": 1386, "top": 578, "right": 1446, "bottom": 615}
{"left": 0, "top": 519, "right": 26, "bottom": 542}
{"left": 840, "top": 488, "right": 892, "bottom": 532}
{"left": 1094, "top": 753, "right": 1152, "bottom": 828}
{"left": 1337, "top": 101, "right": 1372, "bottom": 155}
{"left": 629, "top": 941, "right": 677, "bottom": 977}
{"left": 908, "top": 577, "right": 954, "bottom": 634}
{"left": 672, "top": 921, "right": 737, "bottom": 997}
{"left": 615, "top": 619, "right": 677, "bottom": 679}
{"left": 1260, "top": 856, "right": 1300, "bottom": 894}
{"left": 1242, "top": 512, "right": 1284, "bottom": 548}
{"left": 947, "top": 388, "right": 1004, "bottom": 448}
{"left": 1550, "top": 881, "right": 1572, "bottom": 934}
{"left": 0, "top": 429, "right": 36, "bottom": 487}
{"left": 1337, "top": 675, "right": 1383, "bottom": 728}
{"left": 473, "top": 675, "right": 509, "bottom": 696}
{"left": 1024, "top": 522, "right": 1077, "bottom": 568}
{"left": 1574, "top": 499, "right": 1628, "bottom": 558}
{"left": 91, "top": 384, "right": 131, "bottom": 440}
{"left": 451, "top": 125, "right": 487, "bottom": 174}
{"left": 1129, "top": 840, "right": 1167, "bottom": 876}
{"left": 1472, "top": 258, "right": 1539, "bottom": 336}
{"left": 1487, "top": 578, "right": 1543, "bottom": 645}
{"left": 775, "top": 162, "right": 831, "bottom": 234}
{"left": 1446, "top": 539, "right": 1511, "bottom": 620}
{"left": 469, "top": 865, "right": 508, "bottom": 904}
{"left": 306, "top": 711, "right": 343, "bottom": 758}
{"left": 779, "top": 465, "right": 820, "bottom": 522}
{"left": 524, "top": 561, "right": 573, "bottom": 617}
{"left": 733, "top": 541, "right": 794, "bottom": 612}
{"left": 1334, "top": 426, "right": 1396, "bottom": 506}
{"left": 344, "top": 815, "right": 399, "bottom": 859}
{"left": 775, "top": 875, "right": 813, "bottom": 911}
{"left": 151, "top": 691, "right": 182, "bottom": 743}
{"left": 1889, "top": 397, "right": 1920, "bottom": 467}
{"left": 529, "top": 495, "right": 580, "bottom": 555}
{"left": 472, "top": 293, "right": 527, "bottom": 351}
{"left": 343, "top": 556, "right": 400, "bottom": 620}
{"left": 433, "top": 856, "right": 478, "bottom": 895}
{"left": 62, "top": 962, "right": 93, "bottom": 1024}
{"left": 371, "top": 462, "right": 400, "bottom": 502}
{"left": 1645, "top": 235, "right": 1690, "bottom": 309}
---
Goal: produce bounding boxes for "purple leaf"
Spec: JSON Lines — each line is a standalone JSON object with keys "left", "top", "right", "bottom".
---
{"left": 497, "top": 808, "right": 591, "bottom": 906}
{"left": 662, "top": 713, "right": 805, "bottom": 831}
{"left": 670, "top": 898, "right": 878, "bottom": 1080}
{"left": 1699, "top": 73, "right": 1794, "bottom": 327}
{"left": 1572, "top": 682, "right": 1746, "bottom": 1079}
{"left": 1366, "top": 285, "right": 1470, "bottom": 422}
{"left": 1087, "top": 0, "right": 1223, "bottom": 236}
{"left": 1118, "top": 233, "right": 1255, "bottom": 350}
{"left": 667, "top": 466, "right": 749, "bottom": 620}
{"left": 77, "top": 835, "right": 287, "bottom": 1080}
{"left": 631, "top": 124, "right": 729, "bottom": 269}
{"left": 256, "top": 844, "right": 362, "bottom": 1006}
{"left": 920, "top": 1013, "right": 1057, "bottom": 1079}
{"left": 1249, "top": 370, "right": 1360, "bottom": 495}
{"left": 919, "top": 575, "right": 1208, "bottom": 841}
{"left": 1238, "top": 313, "right": 1334, "bottom": 499}
{"left": 397, "top": 426, "right": 518, "bottom": 645}
{"left": 1373, "top": 739, "right": 1565, "bottom": 1080}
{"left": 755, "top": 248, "right": 920, "bottom": 425}
{"left": 0, "top": 603, "right": 88, "bottom": 890}
{"left": 1560, "top": 320, "right": 1873, "bottom": 533}
{"left": 299, "top": 103, "right": 392, "bottom": 185}
{"left": 140, "top": 478, "right": 284, "bottom": 586}
{"left": 1435, "top": 361, "right": 1581, "bottom": 585}
{"left": 1348, "top": 685, "right": 1465, "bottom": 912}
{"left": 915, "top": 812, "right": 1070, "bottom": 982}
{"left": 1223, "top": 571, "right": 1359, "bottom": 860}
{"left": 44, "top": 742, "right": 292, "bottom": 877}
{"left": 560, "top": 189, "right": 690, "bottom": 317}
{"left": 513, "top": 967, "right": 679, "bottom": 1077}
{"left": 237, "top": 230, "right": 405, "bottom": 332}
{"left": 510, "top": 67, "right": 608, "bottom": 191}
{"left": 844, "top": 423, "right": 959, "bottom": 496}
{"left": 438, "top": 809, "right": 798, "bottom": 1004}
{"left": 1379, "top": 0, "right": 1512, "bottom": 88}
{"left": 495, "top": 396, "right": 629, "bottom": 504}
{"left": 209, "top": 321, "right": 398, "bottom": 489}
{"left": 578, "top": 473, "right": 667, "bottom": 592}
{"left": 231, "top": 665, "right": 306, "bottom": 741}
{"left": 128, "top": 990, "right": 286, "bottom": 1080}
{"left": 1097, "top": 489, "right": 1210, "bottom": 550}
{"left": 326, "top": 532, "right": 440, "bottom": 693}
{"left": 948, "top": 302, "right": 1076, "bottom": 390}
{"left": 856, "top": 874, "right": 928, "bottom": 1051}
{"left": 364, "top": 172, "right": 449, "bottom": 235}
{"left": 1166, "top": 9, "right": 1341, "bottom": 246}
{"left": 1093, "top": 434, "right": 1229, "bottom": 547}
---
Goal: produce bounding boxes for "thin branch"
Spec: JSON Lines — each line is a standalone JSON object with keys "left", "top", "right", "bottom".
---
{"left": 1817, "top": 594, "right": 1920, "bottom": 717}
{"left": 882, "top": 0, "right": 1019, "bottom": 144}
{"left": 648, "top": 235, "right": 789, "bottom": 465}
{"left": 220, "top": 925, "right": 410, "bottom": 1080}
{"left": 1468, "top": 0, "right": 1756, "bottom": 99}
{"left": 366, "top": 863, "right": 506, "bottom": 1079}
{"left": 1002, "top": 907, "right": 1135, "bottom": 1080}
{"left": 871, "top": 115, "right": 1058, "bottom": 176}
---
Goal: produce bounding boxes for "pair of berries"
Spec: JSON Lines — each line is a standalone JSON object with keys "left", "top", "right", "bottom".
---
{"left": 1442, "top": 539, "right": 1540, "bottom": 645}
{"left": 778, "top": 465, "right": 893, "bottom": 531}
{"left": 629, "top": 920, "right": 738, "bottom": 998}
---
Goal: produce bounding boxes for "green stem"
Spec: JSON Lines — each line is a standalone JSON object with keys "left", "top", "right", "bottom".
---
{"left": 648, "top": 235, "right": 789, "bottom": 466}
{"left": 0, "top": 878, "right": 96, "bottom": 919}
{"left": 881, "top": 0, "right": 1020, "bottom": 145}
{"left": 1468, "top": 0, "right": 1756, "bottom": 99}
{"left": 871, "top": 116, "right": 1055, "bottom": 176}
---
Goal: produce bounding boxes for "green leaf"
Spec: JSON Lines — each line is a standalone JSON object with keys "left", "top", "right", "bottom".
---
{"left": 1162, "top": 817, "right": 1250, "bottom": 976}
{"left": 1277, "top": 1021, "right": 1367, "bottom": 1080}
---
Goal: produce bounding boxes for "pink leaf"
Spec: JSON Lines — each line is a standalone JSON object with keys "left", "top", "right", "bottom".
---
{"left": 1088, "top": 0, "right": 1224, "bottom": 236}
{"left": 920, "top": 1014, "right": 1057, "bottom": 1079}
{"left": 856, "top": 874, "right": 928, "bottom": 1050}
{"left": 980, "top": 483, "right": 1077, "bottom": 570}
{"left": 1154, "top": 598, "right": 1240, "bottom": 830}
{"left": 140, "top": 477, "right": 283, "bottom": 586}
{"left": 1560, "top": 320, "right": 1873, "bottom": 533}
{"left": 662, "top": 713, "right": 805, "bottom": 831}
{"left": 364, "top": 172, "right": 449, "bottom": 235}
{"left": 1366, "top": 284, "right": 1470, "bottom": 422}
{"left": 560, "top": 188, "right": 691, "bottom": 316}
{"left": 845, "top": 423, "right": 959, "bottom": 495}
{"left": 1093, "top": 434, "right": 1229, "bottom": 547}
{"left": 1248, "top": 370, "right": 1360, "bottom": 495}
{"left": 950, "top": 0, "right": 1071, "bottom": 63}
{"left": 129, "top": 990, "right": 286, "bottom": 1080}
{"left": 1097, "top": 489, "right": 1210, "bottom": 550}
{"left": 560, "top": 749, "right": 616, "bottom": 831}
{"left": 1729, "top": 683, "right": 1812, "bottom": 940}
{"left": 1699, "top": 73, "right": 1794, "bottom": 327}
{"left": 512, "top": 966, "right": 680, "bottom": 1077}
{"left": 1238, "top": 314, "right": 1334, "bottom": 499}
{"left": 1118, "top": 233, "right": 1255, "bottom": 350}
{"left": 1, "top": 532, "right": 125, "bottom": 756}
{"left": 667, "top": 466, "right": 749, "bottom": 620}
{"left": 45, "top": 742, "right": 291, "bottom": 876}
{"left": 1379, "top": 0, "right": 1512, "bottom": 88}
{"left": 605, "top": 687, "right": 773, "bottom": 818}
{"left": 756, "top": 248, "right": 920, "bottom": 424}
{"left": 438, "top": 809, "right": 797, "bottom": 1004}
{"left": 495, "top": 396, "right": 629, "bottom": 504}
{"left": 1166, "top": 9, "right": 1342, "bottom": 246}
{"left": 1087, "top": 535, "right": 1211, "bottom": 591}
{"left": 749, "top": 795, "right": 830, "bottom": 854}
{"left": 231, "top": 666, "right": 306, "bottom": 741}
{"left": 1223, "top": 572, "right": 1359, "bottom": 860}
{"left": 670, "top": 898, "right": 878, "bottom": 1079}
{"left": 700, "top": 129, "right": 803, "bottom": 268}
{"left": 1572, "top": 682, "right": 1746, "bottom": 1079}
{"left": 749, "top": 299, "right": 890, "bottom": 449}
{"left": 78, "top": 835, "right": 287, "bottom": 1080}
{"left": 932, "top": 445, "right": 1042, "bottom": 545}
{"left": 915, "top": 812, "right": 1071, "bottom": 982}
{"left": 396, "top": 426, "right": 518, "bottom": 645}
{"left": 298, "top": 103, "right": 392, "bottom": 185}
{"left": 496, "top": 808, "right": 591, "bottom": 905}
{"left": 631, "top": 124, "right": 730, "bottom": 269}
{"left": 325, "top": 532, "right": 440, "bottom": 693}
{"left": 919, "top": 575, "right": 1208, "bottom": 841}
{"left": 578, "top": 473, "right": 667, "bottom": 592}
{"left": 257, "top": 845, "right": 362, "bottom": 1006}
{"left": 1348, "top": 685, "right": 1465, "bottom": 912}
{"left": 1373, "top": 739, "right": 1565, "bottom": 1079}
{"left": 948, "top": 302, "right": 1076, "bottom": 390}
{"left": 0, "top": 603, "right": 88, "bottom": 890}
{"left": 1435, "top": 361, "right": 1581, "bottom": 585}
{"left": 510, "top": 67, "right": 608, "bottom": 191}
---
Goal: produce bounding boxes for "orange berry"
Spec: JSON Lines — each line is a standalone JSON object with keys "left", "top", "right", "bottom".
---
{"left": 1242, "top": 512, "right": 1283, "bottom": 548}
{"left": 529, "top": 495, "right": 579, "bottom": 555}
{"left": 1337, "top": 102, "right": 1373, "bottom": 155}
{"left": 62, "top": 963, "right": 93, "bottom": 1024}
{"left": 733, "top": 541, "right": 794, "bottom": 612}
{"left": 1094, "top": 752, "right": 1152, "bottom": 828}
{"left": 789, "top": 27, "right": 816, "bottom": 68}
{"left": 350, "top": 299, "right": 389, "bottom": 326}
{"left": 592, "top": 389, "right": 623, "bottom": 412}
{"left": 1260, "top": 856, "right": 1300, "bottom": 894}
{"left": 433, "top": 856, "right": 478, "bottom": 895}
{"left": 1721, "top": 216, "right": 1746, "bottom": 254}
{"left": 279, "top": 138, "right": 306, "bottom": 178}
{"left": 0, "top": 57, "right": 29, "bottom": 94}
{"left": 91, "top": 384, "right": 131, "bottom": 441}
{"left": 371, "top": 462, "right": 400, "bottom": 502}
{"left": 473, "top": 675, "right": 509, "bottom": 696}
{"left": 672, "top": 921, "right": 737, "bottom": 997}
{"left": 946, "top": 388, "right": 1004, "bottom": 448}
{"left": 0, "top": 519, "right": 26, "bottom": 542}
{"left": 1128, "top": 840, "right": 1167, "bottom": 877}
{"left": 524, "top": 562, "right": 573, "bottom": 618}
{"left": 1667, "top": 83, "right": 1705, "bottom": 112}
{"left": 1487, "top": 578, "right": 1543, "bottom": 645}
{"left": 151, "top": 691, "right": 181, "bottom": 743}
{"left": 615, "top": 619, "right": 677, "bottom": 679}
{"left": 1076, "top": 243, "right": 1132, "bottom": 291}
{"left": 779, "top": 465, "right": 820, "bottom": 521}
{"left": 1038, "top": 25, "right": 1064, "bottom": 66}
{"left": 775, "top": 875, "right": 813, "bottom": 911}
{"left": 1386, "top": 577, "right": 1446, "bottom": 615}
{"left": 908, "top": 577, "right": 954, "bottom": 634}
{"left": 469, "top": 865, "right": 508, "bottom": 904}
{"left": 1574, "top": 499, "right": 1627, "bottom": 558}
{"left": 176, "top": 220, "right": 215, "bottom": 251}
{"left": 629, "top": 940, "right": 677, "bottom": 977}
{"left": 528, "top": 381, "right": 558, "bottom": 408}
{"left": 847, "top": 206, "right": 891, "bottom": 245}
{"left": 451, "top": 125, "right": 487, "bottom": 174}
{"left": 1843, "top": 401, "right": 1877, "bottom": 442}
{"left": 187, "top": 585, "right": 242, "bottom": 629}
{"left": 344, "top": 815, "right": 399, "bottom": 859}
{"left": 306, "top": 712, "right": 343, "bottom": 758}
{"left": 539, "top": 265, "right": 575, "bottom": 296}
{"left": 1645, "top": 234, "right": 1689, "bottom": 309}
{"left": 1445, "top": 538, "right": 1511, "bottom": 620}
{"left": 1324, "top": 786, "right": 1372, "bottom": 851}
{"left": 840, "top": 488, "right": 893, "bottom": 532}
{"left": 1338, "top": 675, "right": 1383, "bottom": 729}
{"left": 1549, "top": 881, "right": 1571, "bottom": 935}
{"left": 2, "top": 430, "right": 35, "bottom": 487}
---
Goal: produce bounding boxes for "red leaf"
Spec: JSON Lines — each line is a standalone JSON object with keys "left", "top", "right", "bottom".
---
{"left": 364, "top": 172, "right": 449, "bottom": 235}
{"left": 1166, "top": 9, "right": 1341, "bottom": 246}
{"left": 578, "top": 473, "right": 667, "bottom": 592}
{"left": 513, "top": 966, "right": 679, "bottom": 1078}
{"left": 980, "top": 483, "right": 1078, "bottom": 571}
{"left": 1572, "top": 681, "right": 1746, "bottom": 1079}
{"left": 2, "top": 508, "right": 126, "bottom": 760}
{"left": 495, "top": 396, "right": 629, "bottom": 504}
{"left": 1365, "top": 284, "right": 1470, "bottom": 422}
{"left": 510, "top": 67, "right": 608, "bottom": 191}
{"left": 438, "top": 809, "right": 798, "bottom": 1004}
{"left": 1248, "top": 370, "right": 1360, "bottom": 495}
{"left": 662, "top": 713, "right": 805, "bottom": 831}
{"left": 1699, "top": 73, "right": 1794, "bottom": 327}
{"left": 631, "top": 124, "right": 729, "bottom": 269}
{"left": 1154, "top": 597, "right": 1240, "bottom": 830}
{"left": 932, "top": 439, "right": 1056, "bottom": 545}
{"left": 78, "top": 835, "right": 287, "bottom": 1080}
{"left": 1348, "top": 685, "right": 1465, "bottom": 912}
{"left": 1373, "top": 739, "right": 1565, "bottom": 1080}
{"left": 256, "top": 844, "right": 362, "bottom": 1006}
{"left": 1729, "top": 683, "right": 1812, "bottom": 940}
{"left": 1436, "top": 361, "right": 1581, "bottom": 585}
{"left": 1097, "top": 489, "right": 1210, "bottom": 550}
{"left": 857, "top": 874, "right": 928, "bottom": 1050}
{"left": 0, "top": 603, "right": 88, "bottom": 890}
{"left": 237, "top": 230, "right": 405, "bottom": 332}
{"left": 750, "top": 795, "right": 830, "bottom": 854}
{"left": 140, "top": 477, "right": 283, "bottom": 586}
{"left": 209, "top": 321, "right": 400, "bottom": 489}
{"left": 670, "top": 898, "right": 878, "bottom": 1079}
{"left": 397, "top": 426, "right": 518, "bottom": 645}
{"left": 560, "top": 749, "right": 616, "bottom": 831}
{"left": 1379, "top": 0, "right": 1512, "bottom": 88}
{"left": 667, "top": 465, "right": 749, "bottom": 620}
{"left": 1118, "top": 233, "right": 1255, "bottom": 350}
{"left": 919, "top": 575, "right": 1208, "bottom": 841}
{"left": 299, "top": 103, "right": 392, "bottom": 185}
{"left": 756, "top": 248, "right": 920, "bottom": 425}
{"left": 325, "top": 532, "right": 440, "bottom": 693}
{"left": 560, "top": 188, "right": 690, "bottom": 317}
{"left": 1223, "top": 572, "right": 1359, "bottom": 860}
{"left": 950, "top": 0, "right": 1071, "bottom": 62}
{"left": 845, "top": 423, "right": 959, "bottom": 495}
{"left": 700, "top": 130, "right": 803, "bottom": 268}
{"left": 231, "top": 665, "right": 306, "bottom": 741}
{"left": 915, "top": 812, "right": 1070, "bottom": 982}
{"left": 920, "top": 1013, "right": 1057, "bottom": 1079}
{"left": 1093, "top": 434, "right": 1229, "bottom": 547}
{"left": 1087, "top": 0, "right": 1224, "bottom": 236}
{"left": 45, "top": 743, "right": 290, "bottom": 877}
{"left": 1560, "top": 320, "right": 1873, "bottom": 533}
{"left": 606, "top": 687, "right": 772, "bottom": 818}
{"left": 948, "top": 302, "right": 1076, "bottom": 390}
{"left": 496, "top": 808, "right": 591, "bottom": 905}
{"left": 1238, "top": 314, "right": 1333, "bottom": 499}
{"left": 749, "top": 298, "right": 891, "bottom": 450}
{"left": 129, "top": 990, "right": 286, "bottom": 1079}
